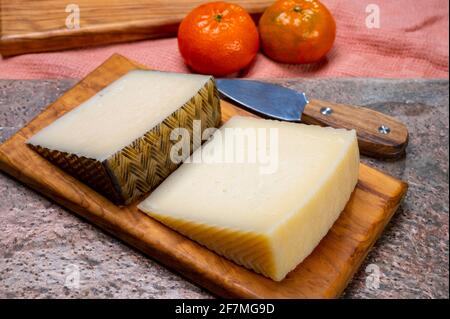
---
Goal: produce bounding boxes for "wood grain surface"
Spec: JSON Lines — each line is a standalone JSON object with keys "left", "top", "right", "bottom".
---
{"left": 302, "top": 99, "right": 409, "bottom": 159}
{"left": 0, "top": 54, "right": 408, "bottom": 298}
{"left": 0, "top": 0, "right": 272, "bottom": 57}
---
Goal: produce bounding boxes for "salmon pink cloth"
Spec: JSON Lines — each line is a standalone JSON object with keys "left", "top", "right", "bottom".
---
{"left": 0, "top": 0, "right": 448, "bottom": 79}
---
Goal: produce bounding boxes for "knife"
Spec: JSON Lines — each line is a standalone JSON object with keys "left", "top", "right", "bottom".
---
{"left": 216, "top": 79, "right": 408, "bottom": 159}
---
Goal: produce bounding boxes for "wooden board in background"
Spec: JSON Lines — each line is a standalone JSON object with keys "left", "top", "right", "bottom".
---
{"left": 0, "top": 54, "right": 408, "bottom": 298}
{"left": 0, "top": 0, "right": 271, "bottom": 57}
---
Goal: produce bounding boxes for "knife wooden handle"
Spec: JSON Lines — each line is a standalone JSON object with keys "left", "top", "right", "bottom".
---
{"left": 302, "top": 99, "right": 409, "bottom": 159}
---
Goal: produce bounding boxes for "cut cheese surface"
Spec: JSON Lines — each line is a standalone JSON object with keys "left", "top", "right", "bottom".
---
{"left": 27, "top": 70, "right": 221, "bottom": 205}
{"left": 138, "top": 116, "right": 360, "bottom": 281}
{"left": 28, "top": 70, "right": 212, "bottom": 161}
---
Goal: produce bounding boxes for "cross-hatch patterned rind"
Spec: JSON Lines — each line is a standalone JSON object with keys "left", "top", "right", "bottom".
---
{"left": 28, "top": 78, "right": 221, "bottom": 205}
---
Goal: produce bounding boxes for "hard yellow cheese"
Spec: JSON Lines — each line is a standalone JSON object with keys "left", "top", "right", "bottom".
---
{"left": 138, "top": 116, "right": 360, "bottom": 281}
{"left": 27, "top": 70, "right": 221, "bottom": 204}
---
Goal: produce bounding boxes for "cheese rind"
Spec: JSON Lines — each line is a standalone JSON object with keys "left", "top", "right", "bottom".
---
{"left": 27, "top": 70, "right": 221, "bottom": 205}
{"left": 28, "top": 70, "right": 214, "bottom": 161}
{"left": 138, "top": 116, "right": 360, "bottom": 281}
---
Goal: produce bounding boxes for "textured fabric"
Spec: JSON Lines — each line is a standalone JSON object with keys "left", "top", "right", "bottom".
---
{"left": 0, "top": 0, "right": 448, "bottom": 79}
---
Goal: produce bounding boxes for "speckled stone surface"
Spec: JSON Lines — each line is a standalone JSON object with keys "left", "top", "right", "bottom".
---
{"left": 0, "top": 78, "right": 448, "bottom": 299}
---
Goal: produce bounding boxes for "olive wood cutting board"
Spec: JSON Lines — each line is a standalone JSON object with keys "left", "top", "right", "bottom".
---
{"left": 0, "top": 0, "right": 271, "bottom": 57}
{"left": 0, "top": 54, "right": 408, "bottom": 298}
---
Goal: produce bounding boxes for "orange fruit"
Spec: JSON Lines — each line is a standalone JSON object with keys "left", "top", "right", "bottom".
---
{"left": 178, "top": 1, "right": 259, "bottom": 76}
{"left": 259, "top": 0, "right": 336, "bottom": 64}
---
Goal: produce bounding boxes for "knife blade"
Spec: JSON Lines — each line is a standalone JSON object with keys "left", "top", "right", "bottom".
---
{"left": 216, "top": 79, "right": 408, "bottom": 159}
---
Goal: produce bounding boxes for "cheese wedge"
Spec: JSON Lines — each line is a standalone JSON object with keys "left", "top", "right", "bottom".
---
{"left": 138, "top": 116, "right": 360, "bottom": 281}
{"left": 27, "top": 70, "right": 221, "bottom": 205}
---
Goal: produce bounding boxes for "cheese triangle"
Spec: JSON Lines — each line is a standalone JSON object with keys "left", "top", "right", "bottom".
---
{"left": 138, "top": 116, "right": 359, "bottom": 281}
{"left": 27, "top": 70, "right": 221, "bottom": 204}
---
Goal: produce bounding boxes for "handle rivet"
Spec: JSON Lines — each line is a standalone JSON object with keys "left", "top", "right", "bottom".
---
{"left": 320, "top": 107, "right": 333, "bottom": 115}
{"left": 378, "top": 125, "right": 391, "bottom": 134}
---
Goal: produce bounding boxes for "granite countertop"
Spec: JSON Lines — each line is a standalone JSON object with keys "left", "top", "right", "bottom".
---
{"left": 0, "top": 78, "right": 448, "bottom": 299}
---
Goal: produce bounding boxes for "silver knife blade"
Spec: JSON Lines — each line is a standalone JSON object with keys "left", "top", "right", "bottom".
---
{"left": 216, "top": 79, "right": 308, "bottom": 122}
